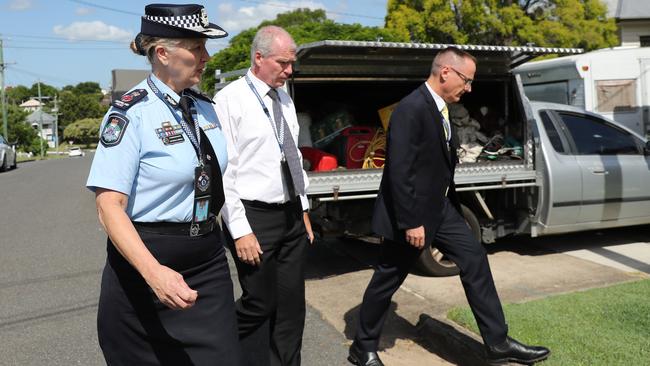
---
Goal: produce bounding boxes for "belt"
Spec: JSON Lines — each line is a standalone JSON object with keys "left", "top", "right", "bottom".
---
{"left": 133, "top": 217, "right": 218, "bottom": 237}
{"left": 241, "top": 199, "right": 298, "bottom": 211}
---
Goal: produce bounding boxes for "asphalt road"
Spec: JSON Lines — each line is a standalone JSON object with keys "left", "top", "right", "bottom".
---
{"left": 0, "top": 154, "right": 348, "bottom": 366}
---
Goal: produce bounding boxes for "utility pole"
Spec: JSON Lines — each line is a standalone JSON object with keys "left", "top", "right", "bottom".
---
{"left": 53, "top": 94, "right": 59, "bottom": 151}
{"left": 37, "top": 80, "right": 44, "bottom": 158}
{"left": 0, "top": 35, "right": 8, "bottom": 139}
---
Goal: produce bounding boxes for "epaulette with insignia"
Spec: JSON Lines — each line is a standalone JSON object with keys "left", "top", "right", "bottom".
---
{"left": 112, "top": 89, "right": 148, "bottom": 110}
{"left": 184, "top": 88, "right": 214, "bottom": 104}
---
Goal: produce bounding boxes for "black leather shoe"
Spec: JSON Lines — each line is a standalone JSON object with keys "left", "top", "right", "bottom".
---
{"left": 486, "top": 336, "right": 550, "bottom": 365}
{"left": 348, "top": 342, "right": 384, "bottom": 366}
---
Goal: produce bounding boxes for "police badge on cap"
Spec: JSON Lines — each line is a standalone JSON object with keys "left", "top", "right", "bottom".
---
{"left": 140, "top": 3, "right": 228, "bottom": 39}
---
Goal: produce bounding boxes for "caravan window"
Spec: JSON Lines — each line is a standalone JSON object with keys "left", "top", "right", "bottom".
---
{"left": 524, "top": 82, "right": 569, "bottom": 105}
{"left": 641, "top": 35, "right": 650, "bottom": 47}
{"left": 595, "top": 79, "right": 636, "bottom": 113}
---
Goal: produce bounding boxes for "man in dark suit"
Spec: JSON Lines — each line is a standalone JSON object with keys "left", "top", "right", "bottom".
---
{"left": 348, "top": 47, "right": 551, "bottom": 366}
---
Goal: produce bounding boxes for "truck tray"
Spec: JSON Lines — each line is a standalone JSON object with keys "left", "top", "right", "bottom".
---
{"left": 306, "top": 161, "right": 535, "bottom": 197}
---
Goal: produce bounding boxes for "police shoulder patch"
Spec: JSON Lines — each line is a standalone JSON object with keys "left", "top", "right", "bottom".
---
{"left": 184, "top": 88, "right": 214, "bottom": 104}
{"left": 100, "top": 113, "right": 129, "bottom": 147}
{"left": 112, "top": 89, "right": 148, "bottom": 110}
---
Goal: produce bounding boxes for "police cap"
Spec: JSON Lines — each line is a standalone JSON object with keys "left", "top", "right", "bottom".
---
{"left": 140, "top": 3, "right": 228, "bottom": 39}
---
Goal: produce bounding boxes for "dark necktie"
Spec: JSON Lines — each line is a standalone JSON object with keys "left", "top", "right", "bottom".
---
{"left": 179, "top": 92, "right": 226, "bottom": 213}
{"left": 178, "top": 95, "right": 200, "bottom": 153}
{"left": 267, "top": 88, "right": 305, "bottom": 197}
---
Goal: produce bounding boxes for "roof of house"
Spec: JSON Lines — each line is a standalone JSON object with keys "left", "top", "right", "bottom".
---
{"left": 26, "top": 110, "right": 55, "bottom": 124}
{"left": 19, "top": 99, "right": 43, "bottom": 108}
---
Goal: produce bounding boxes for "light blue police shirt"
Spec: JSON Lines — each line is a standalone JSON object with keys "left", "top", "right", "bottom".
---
{"left": 86, "top": 74, "right": 228, "bottom": 222}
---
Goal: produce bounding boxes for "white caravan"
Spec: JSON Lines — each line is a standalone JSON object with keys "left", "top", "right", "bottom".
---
{"left": 514, "top": 47, "right": 650, "bottom": 136}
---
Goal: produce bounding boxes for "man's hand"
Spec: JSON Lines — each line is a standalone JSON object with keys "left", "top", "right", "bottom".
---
{"left": 303, "top": 212, "right": 314, "bottom": 244}
{"left": 235, "top": 233, "right": 263, "bottom": 266}
{"left": 405, "top": 226, "right": 425, "bottom": 249}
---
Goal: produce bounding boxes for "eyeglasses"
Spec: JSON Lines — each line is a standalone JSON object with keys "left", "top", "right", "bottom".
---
{"left": 437, "top": 64, "right": 473, "bottom": 86}
{"left": 449, "top": 66, "right": 473, "bottom": 86}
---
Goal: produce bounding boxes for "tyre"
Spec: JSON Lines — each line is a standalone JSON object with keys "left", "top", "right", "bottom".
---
{"left": 413, "top": 204, "right": 481, "bottom": 277}
{"left": 10, "top": 154, "right": 17, "bottom": 169}
{"left": 0, "top": 155, "right": 6, "bottom": 172}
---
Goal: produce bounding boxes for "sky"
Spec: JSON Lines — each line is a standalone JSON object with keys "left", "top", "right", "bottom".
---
{"left": 0, "top": 0, "right": 388, "bottom": 91}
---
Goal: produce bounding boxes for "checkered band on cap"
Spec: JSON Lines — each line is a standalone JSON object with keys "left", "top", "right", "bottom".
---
{"left": 145, "top": 13, "right": 207, "bottom": 31}
{"left": 140, "top": 5, "right": 227, "bottom": 39}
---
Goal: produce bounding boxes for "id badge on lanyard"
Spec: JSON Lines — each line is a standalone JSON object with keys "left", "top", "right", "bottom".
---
{"left": 190, "top": 164, "right": 212, "bottom": 236}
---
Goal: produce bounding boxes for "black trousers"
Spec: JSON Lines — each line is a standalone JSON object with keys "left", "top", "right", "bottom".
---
{"left": 98, "top": 229, "right": 240, "bottom": 366}
{"left": 355, "top": 198, "right": 508, "bottom": 351}
{"left": 226, "top": 200, "right": 307, "bottom": 366}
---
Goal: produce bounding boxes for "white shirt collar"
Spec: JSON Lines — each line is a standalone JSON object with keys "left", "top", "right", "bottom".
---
{"left": 246, "top": 69, "right": 273, "bottom": 98}
{"left": 424, "top": 81, "right": 446, "bottom": 113}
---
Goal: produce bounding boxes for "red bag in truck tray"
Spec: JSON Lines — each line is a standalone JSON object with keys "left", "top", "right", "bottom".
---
{"left": 299, "top": 147, "right": 338, "bottom": 172}
{"left": 339, "top": 126, "right": 376, "bottom": 169}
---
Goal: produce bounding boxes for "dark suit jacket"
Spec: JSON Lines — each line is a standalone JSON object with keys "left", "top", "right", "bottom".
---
{"left": 372, "top": 83, "right": 461, "bottom": 246}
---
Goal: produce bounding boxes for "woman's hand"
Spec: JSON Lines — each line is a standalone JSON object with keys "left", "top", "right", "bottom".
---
{"left": 95, "top": 189, "right": 197, "bottom": 310}
{"left": 144, "top": 264, "right": 198, "bottom": 310}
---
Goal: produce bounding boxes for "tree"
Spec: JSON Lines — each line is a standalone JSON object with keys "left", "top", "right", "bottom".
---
{"left": 63, "top": 118, "right": 102, "bottom": 146}
{"left": 5, "top": 85, "right": 31, "bottom": 105}
{"left": 58, "top": 91, "right": 108, "bottom": 133}
{"left": 202, "top": 8, "right": 405, "bottom": 94}
{"left": 0, "top": 104, "right": 40, "bottom": 154}
{"left": 29, "top": 82, "right": 58, "bottom": 103}
{"left": 62, "top": 81, "right": 102, "bottom": 96}
{"left": 385, "top": 0, "right": 618, "bottom": 50}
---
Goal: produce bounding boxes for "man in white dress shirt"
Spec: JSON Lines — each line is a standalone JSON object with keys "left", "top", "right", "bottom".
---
{"left": 214, "top": 25, "right": 314, "bottom": 366}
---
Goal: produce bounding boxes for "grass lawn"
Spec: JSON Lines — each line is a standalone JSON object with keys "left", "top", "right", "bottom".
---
{"left": 447, "top": 279, "right": 650, "bottom": 366}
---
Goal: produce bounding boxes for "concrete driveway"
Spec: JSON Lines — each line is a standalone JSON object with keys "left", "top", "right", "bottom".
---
{"left": 303, "top": 225, "right": 650, "bottom": 365}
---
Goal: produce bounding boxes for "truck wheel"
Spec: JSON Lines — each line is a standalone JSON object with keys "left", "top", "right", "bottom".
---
{"left": 414, "top": 204, "right": 480, "bottom": 277}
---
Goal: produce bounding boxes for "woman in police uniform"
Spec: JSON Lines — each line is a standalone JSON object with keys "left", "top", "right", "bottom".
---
{"left": 86, "top": 4, "right": 239, "bottom": 365}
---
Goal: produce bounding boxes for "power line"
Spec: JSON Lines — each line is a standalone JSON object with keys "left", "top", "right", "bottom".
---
{"left": 5, "top": 46, "right": 125, "bottom": 50}
{"left": 9, "top": 66, "right": 88, "bottom": 85}
{"left": 67, "top": 0, "right": 140, "bottom": 16}
{"left": 1, "top": 33, "right": 127, "bottom": 44}
{"left": 70, "top": 0, "right": 385, "bottom": 21}
{"left": 238, "top": 0, "right": 385, "bottom": 21}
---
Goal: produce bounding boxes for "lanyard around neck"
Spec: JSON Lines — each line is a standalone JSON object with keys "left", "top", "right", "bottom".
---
{"left": 244, "top": 75, "right": 284, "bottom": 155}
{"left": 147, "top": 76, "right": 203, "bottom": 164}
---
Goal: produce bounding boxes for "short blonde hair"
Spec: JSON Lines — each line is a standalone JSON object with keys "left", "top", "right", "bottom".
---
{"left": 130, "top": 35, "right": 185, "bottom": 64}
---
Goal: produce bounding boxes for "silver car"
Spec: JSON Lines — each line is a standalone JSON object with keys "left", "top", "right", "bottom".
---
{"left": 0, "top": 134, "right": 17, "bottom": 171}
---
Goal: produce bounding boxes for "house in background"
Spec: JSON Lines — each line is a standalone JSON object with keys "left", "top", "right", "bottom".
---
{"left": 111, "top": 69, "right": 149, "bottom": 102}
{"left": 26, "top": 110, "right": 56, "bottom": 148}
{"left": 605, "top": 0, "right": 650, "bottom": 47}
{"left": 19, "top": 99, "right": 44, "bottom": 112}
